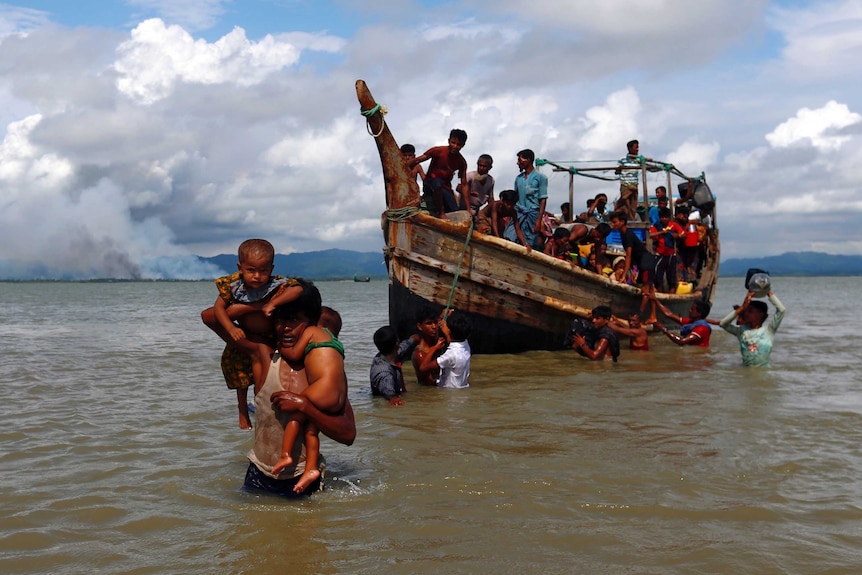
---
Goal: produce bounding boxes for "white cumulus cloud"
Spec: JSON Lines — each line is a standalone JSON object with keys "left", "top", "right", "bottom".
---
{"left": 113, "top": 19, "right": 300, "bottom": 103}
{"left": 766, "top": 100, "right": 861, "bottom": 150}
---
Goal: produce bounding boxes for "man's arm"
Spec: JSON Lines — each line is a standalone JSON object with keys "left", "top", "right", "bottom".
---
{"left": 396, "top": 335, "right": 420, "bottom": 362}
{"left": 654, "top": 322, "right": 702, "bottom": 345}
{"left": 652, "top": 295, "right": 682, "bottom": 324}
{"left": 768, "top": 292, "right": 786, "bottom": 331}
{"left": 271, "top": 393, "right": 356, "bottom": 445}
{"left": 572, "top": 334, "right": 610, "bottom": 360}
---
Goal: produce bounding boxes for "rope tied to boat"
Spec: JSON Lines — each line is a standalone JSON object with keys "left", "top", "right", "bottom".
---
{"left": 443, "top": 217, "right": 475, "bottom": 320}
{"left": 360, "top": 103, "right": 388, "bottom": 138}
{"left": 384, "top": 205, "right": 421, "bottom": 222}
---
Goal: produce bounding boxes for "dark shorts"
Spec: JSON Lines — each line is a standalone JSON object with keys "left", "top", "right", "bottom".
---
{"left": 242, "top": 462, "right": 322, "bottom": 498}
{"left": 638, "top": 252, "right": 658, "bottom": 284}
{"left": 422, "top": 177, "right": 459, "bottom": 216}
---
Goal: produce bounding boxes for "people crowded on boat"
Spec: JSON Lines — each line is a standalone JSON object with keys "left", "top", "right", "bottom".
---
{"left": 458, "top": 154, "right": 495, "bottom": 219}
{"left": 408, "top": 128, "right": 468, "bottom": 220}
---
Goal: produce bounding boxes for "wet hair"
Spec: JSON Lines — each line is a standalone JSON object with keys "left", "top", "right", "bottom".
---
{"left": 449, "top": 129, "right": 467, "bottom": 145}
{"left": 478, "top": 153, "right": 493, "bottom": 165}
{"left": 415, "top": 304, "right": 439, "bottom": 324}
{"left": 237, "top": 239, "right": 275, "bottom": 264}
{"left": 553, "top": 227, "right": 570, "bottom": 241}
{"left": 594, "top": 223, "right": 611, "bottom": 237}
{"left": 274, "top": 278, "right": 322, "bottom": 325}
{"left": 655, "top": 186, "right": 667, "bottom": 194}
{"left": 659, "top": 207, "right": 672, "bottom": 218}
{"left": 628, "top": 309, "right": 642, "bottom": 319}
{"left": 592, "top": 305, "right": 612, "bottom": 320}
{"left": 609, "top": 210, "right": 627, "bottom": 223}
{"left": 594, "top": 193, "right": 608, "bottom": 202}
{"left": 400, "top": 143, "right": 416, "bottom": 154}
{"left": 373, "top": 325, "right": 398, "bottom": 354}
{"left": 517, "top": 149, "right": 535, "bottom": 163}
{"left": 748, "top": 300, "right": 768, "bottom": 318}
{"left": 446, "top": 313, "right": 472, "bottom": 341}
{"left": 692, "top": 299, "right": 711, "bottom": 318}
{"left": 319, "top": 306, "right": 342, "bottom": 337}
{"left": 627, "top": 139, "right": 639, "bottom": 151}
{"left": 499, "top": 189, "right": 518, "bottom": 204}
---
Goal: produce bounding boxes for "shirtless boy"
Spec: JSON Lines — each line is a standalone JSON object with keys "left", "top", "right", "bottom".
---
{"left": 408, "top": 129, "right": 468, "bottom": 219}
{"left": 608, "top": 311, "right": 649, "bottom": 351}
{"left": 411, "top": 305, "right": 442, "bottom": 386}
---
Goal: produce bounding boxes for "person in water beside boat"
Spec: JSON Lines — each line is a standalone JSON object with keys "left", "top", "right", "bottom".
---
{"left": 400, "top": 143, "right": 426, "bottom": 185}
{"left": 411, "top": 305, "right": 443, "bottom": 386}
{"left": 651, "top": 297, "right": 716, "bottom": 347}
{"left": 607, "top": 310, "right": 649, "bottom": 351}
{"left": 719, "top": 290, "right": 785, "bottom": 367}
{"left": 418, "top": 311, "right": 472, "bottom": 389}
{"left": 504, "top": 149, "right": 548, "bottom": 250}
{"left": 459, "top": 154, "right": 495, "bottom": 219}
{"left": 370, "top": 325, "right": 420, "bottom": 405}
{"left": 569, "top": 305, "right": 621, "bottom": 362}
{"left": 408, "top": 129, "right": 468, "bottom": 220}
{"left": 609, "top": 211, "right": 659, "bottom": 324}
{"left": 201, "top": 239, "right": 302, "bottom": 430}
{"left": 240, "top": 282, "right": 356, "bottom": 497}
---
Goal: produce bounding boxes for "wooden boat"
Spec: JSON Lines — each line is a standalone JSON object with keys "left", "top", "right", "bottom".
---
{"left": 353, "top": 274, "right": 371, "bottom": 282}
{"left": 356, "top": 80, "right": 720, "bottom": 354}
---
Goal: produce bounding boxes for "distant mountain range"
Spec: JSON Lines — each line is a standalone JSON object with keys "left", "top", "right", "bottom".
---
{"left": 201, "top": 248, "right": 387, "bottom": 280}
{"left": 2, "top": 250, "right": 859, "bottom": 281}
{"left": 201, "top": 249, "right": 862, "bottom": 280}
{"left": 720, "top": 251, "right": 862, "bottom": 276}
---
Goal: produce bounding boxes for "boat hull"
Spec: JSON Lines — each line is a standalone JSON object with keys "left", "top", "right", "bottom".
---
{"left": 385, "top": 213, "right": 707, "bottom": 354}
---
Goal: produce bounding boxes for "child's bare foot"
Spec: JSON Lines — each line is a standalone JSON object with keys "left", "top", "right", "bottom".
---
{"left": 293, "top": 468, "right": 321, "bottom": 494}
{"left": 271, "top": 454, "right": 293, "bottom": 476}
{"left": 643, "top": 317, "right": 658, "bottom": 325}
{"left": 239, "top": 410, "right": 252, "bottom": 430}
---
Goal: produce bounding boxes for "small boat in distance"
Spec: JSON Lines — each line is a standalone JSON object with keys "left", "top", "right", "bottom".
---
{"left": 355, "top": 80, "right": 720, "bottom": 354}
{"left": 353, "top": 274, "right": 371, "bottom": 282}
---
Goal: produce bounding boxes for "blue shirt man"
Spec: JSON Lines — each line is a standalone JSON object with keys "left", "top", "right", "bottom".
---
{"left": 504, "top": 149, "right": 548, "bottom": 249}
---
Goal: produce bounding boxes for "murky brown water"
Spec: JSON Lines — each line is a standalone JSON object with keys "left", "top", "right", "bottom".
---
{"left": 1, "top": 277, "right": 861, "bottom": 574}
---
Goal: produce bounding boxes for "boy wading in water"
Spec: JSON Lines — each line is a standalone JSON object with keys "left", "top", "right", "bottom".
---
{"left": 201, "top": 239, "right": 302, "bottom": 429}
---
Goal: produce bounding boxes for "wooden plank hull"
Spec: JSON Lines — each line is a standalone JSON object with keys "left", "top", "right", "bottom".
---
{"left": 385, "top": 213, "right": 710, "bottom": 353}
{"left": 356, "top": 79, "right": 720, "bottom": 354}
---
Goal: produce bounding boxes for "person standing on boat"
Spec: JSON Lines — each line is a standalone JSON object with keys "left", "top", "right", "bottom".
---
{"left": 719, "top": 291, "right": 785, "bottom": 367}
{"left": 505, "top": 148, "right": 547, "bottom": 250}
{"left": 609, "top": 211, "right": 659, "bottom": 324}
{"left": 615, "top": 140, "right": 643, "bottom": 220}
{"left": 459, "top": 154, "right": 495, "bottom": 219}
{"left": 408, "top": 129, "right": 468, "bottom": 220}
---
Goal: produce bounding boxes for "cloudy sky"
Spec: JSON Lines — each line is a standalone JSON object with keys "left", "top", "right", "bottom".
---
{"left": 0, "top": 0, "right": 860, "bottom": 279}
